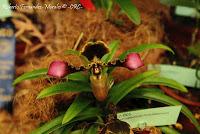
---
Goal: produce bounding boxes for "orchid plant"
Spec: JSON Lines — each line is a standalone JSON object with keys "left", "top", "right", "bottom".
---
{"left": 13, "top": 41, "right": 200, "bottom": 134}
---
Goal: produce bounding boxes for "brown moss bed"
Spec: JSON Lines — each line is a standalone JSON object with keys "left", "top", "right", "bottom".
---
{"left": 0, "top": 0, "right": 169, "bottom": 133}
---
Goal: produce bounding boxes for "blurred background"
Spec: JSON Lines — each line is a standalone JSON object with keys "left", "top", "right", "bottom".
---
{"left": 0, "top": 0, "right": 199, "bottom": 134}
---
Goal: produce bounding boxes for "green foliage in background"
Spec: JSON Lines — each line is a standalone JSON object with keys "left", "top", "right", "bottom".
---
{"left": 188, "top": 42, "right": 200, "bottom": 57}
{"left": 93, "top": 0, "right": 141, "bottom": 25}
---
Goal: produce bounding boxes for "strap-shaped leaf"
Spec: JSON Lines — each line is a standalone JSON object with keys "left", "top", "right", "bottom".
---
{"left": 130, "top": 88, "right": 200, "bottom": 133}
{"left": 62, "top": 96, "right": 91, "bottom": 124}
{"left": 70, "top": 130, "right": 84, "bottom": 134}
{"left": 86, "top": 125, "right": 98, "bottom": 134}
{"left": 148, "top": 64, "right": 200, "bottom": 89}
{"left": 105, "top": 0, "right": 113, "bottom": 18}
{"left": 31, "top": 107, "right": 101, "bottom": 134}
{"left": 160, "top": 0, "right": 199, "bottom": 9}
{"left": 30, "top": 114, "right": 64, "bottom": 134}
{"left": 13, "top": 68, "right": 48, "bottom": 85}
{"left": 37, "top": 81, "right": 91, "bottom": 99}
{"left": 159, "top": 126, "right": 180, "bottom": 134}
{"left": 119, "top": 44, "right": 174, "bottom": 60}
{"left": 143, "top": 76, "right": 188, "bottom": 92}
{"left": 107, "top": 70, "right": 159, "bottom": 104}
{"left": 13, "top": 69, "right": 88, "bottom": 86}
{"left": 58, "top": 126, "right": 72, "bottom": 134}
{"left": 46, "top": 108, "right": 101, "bottom": 134}
{"left": 67, "top": 72, "right": 89, "bottom": 83}
{"left": 51, "top": 127, "right": 65, "bottom": 134}
{"left": 45, "top": 126, "right": 72, "bottom": 134}
{"left": 115, "top": 0, "right": 141, "bottom": 25}
{"left": 101, "top": 40, "right": 120, "bottom": 63}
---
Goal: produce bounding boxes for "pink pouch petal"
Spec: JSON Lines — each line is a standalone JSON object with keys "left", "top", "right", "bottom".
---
{"left": 47, "top": 61, "right": 69, "bottom": 78}
{"left": 124, "top": 53, "right": 144, "bottom": 70}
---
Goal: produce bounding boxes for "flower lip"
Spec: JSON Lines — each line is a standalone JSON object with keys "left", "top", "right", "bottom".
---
{"left": 47, "top": 60, "right": 69, "bottom": 78}
{"left": 124, "top": 53, "right": 144, "bottom": 70}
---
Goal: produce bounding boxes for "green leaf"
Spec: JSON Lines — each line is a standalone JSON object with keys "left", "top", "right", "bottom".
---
{"left": 130, "top": 88, "right": 200, "bottom": 133}
{"left": 99, "top": 0, "right": 106, "bottom": 8}
{"left": 86, "top": 125, "right": 98, "bottom": 134}
{"left": 62, "top": 96, "right": 91, "bottom": 124}
{"left": 70, "top": 129, "right": 85, "bottom": 134}
{"left": 188, "top": 42, "right": 200, "bottom": 57}
{"left": 107, "top": 70, "right": 159, "bottom": 105}
{"left": 63, "top": 128, "right": 71, "bottom": 134}
{"left": 143, "top": 76, "right": 188, "bottom": 92}
{"left": 101, "top": 40, "right": 120, "bottom": 63}
{"left": 65, "top": 49, "right": 80, "bottom": 55}
{"left": 50, "top": 110, "right": 101, "bottom": 133}
{"left": 115, "top": 0, "right": 141, "bottom": 25}
{"left": 13, "top": 69, "right": 89, "bottom": 86}
{"left": 160, "top": 0, "right": 200, "bottom": 9}
{"left": 148, "top": 64, "right": 200, "bottom": 89}
{"left": 119, "top": 43, "right": 174, "bottom": 60}
{"left": 52, "top": 127, "right": 65, "bottom": 134}
{"left": 54, "top": 126, "right": 72, "bottom": 134}
{"left": 106, "top": 0, "right": 113, "bottom": 19}
{"left": 31, "top": 114, "right": 64, "bottom": 134}
{"left": 13, "top": 68, "right": 48, "bottom": 85}
{"left": 45, "top": 125, "right": 74, "bottom": 134}
{"left": 102, "top": 0, "right": 113, "bottom": 19}
{"left": 37, "top": 81, "right": 91, "bottom": 99}
{"left": 65, "top": 49, "right": 89, "bottom": 64}
{"left": 67, "top": 72, "right": 89, "bottom": 83}
{"left": 92, "top": 0, "right": 101, "bottom": 8}
{"left": 31, "top": 107, "right": 101, "bottom": 134}
{"left": 159, "top": 126, "right": 180, "bottom": 134}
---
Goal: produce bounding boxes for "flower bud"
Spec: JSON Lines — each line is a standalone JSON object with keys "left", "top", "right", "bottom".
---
{"left": 124, "top": 53, "right": 144, "bottom": 70}
{"left": 47, "top": 61, "right": 69, "bottom": 78}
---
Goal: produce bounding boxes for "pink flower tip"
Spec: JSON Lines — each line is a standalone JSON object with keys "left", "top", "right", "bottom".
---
{"left": 124, "top": 53, "right": 144, "bottom": 70}
{"left": 80, "top": 0, "right": 96, "bottom": 11}
{"left": 47, "top": 61, "right": 69, "bottom": 78}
